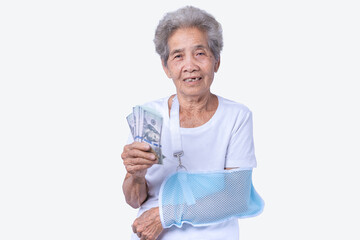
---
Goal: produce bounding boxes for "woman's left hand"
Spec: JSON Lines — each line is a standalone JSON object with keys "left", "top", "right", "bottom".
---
{"left": 132, "top": 207, "right": 163, "bottom": 240}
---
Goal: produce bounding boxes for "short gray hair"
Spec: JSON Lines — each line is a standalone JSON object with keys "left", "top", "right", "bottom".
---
{"left": 154, "top": 6, "right": 223, "bottom": 66}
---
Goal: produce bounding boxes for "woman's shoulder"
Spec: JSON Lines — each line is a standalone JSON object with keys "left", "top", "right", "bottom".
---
{"left": 218, "top": 95, "right": 252, "bottom": 115}
{"left": 141, "top": 96, "right": 169, "bottom": 116}
{"left": 216, "top": 96, "right": 254, "bottom": 131}
{"left": 143, "top": 96, "right": 168, "bottom": 106}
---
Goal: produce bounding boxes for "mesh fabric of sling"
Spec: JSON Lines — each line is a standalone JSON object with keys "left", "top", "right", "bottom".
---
{"left": 159, "top": 168, "right": 264, "bottom": 228}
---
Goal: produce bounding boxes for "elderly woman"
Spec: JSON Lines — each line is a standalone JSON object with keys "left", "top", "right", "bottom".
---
{"left": 121, "top": 6, "right": 261, "bottom": 240}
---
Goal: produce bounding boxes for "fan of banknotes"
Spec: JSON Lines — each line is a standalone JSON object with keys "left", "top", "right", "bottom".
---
{"left": 126, "top": 106, "right": 165, "bottom": 164}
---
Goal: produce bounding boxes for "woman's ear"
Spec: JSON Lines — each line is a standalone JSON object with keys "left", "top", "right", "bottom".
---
{"left": 214, "top": 57, "right": 220, "bottom": 73}
{"left": 162, "top": 59, "right": 172, "bottom": 78}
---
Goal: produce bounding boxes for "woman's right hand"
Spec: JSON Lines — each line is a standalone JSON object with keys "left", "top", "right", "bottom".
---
{"left": 121, "top": 142, "right": 158, "bottom": 179}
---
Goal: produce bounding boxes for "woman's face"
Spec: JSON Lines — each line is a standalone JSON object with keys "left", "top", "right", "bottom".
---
{"left": 163, "top": 27, "right": 220, "bottom": 99}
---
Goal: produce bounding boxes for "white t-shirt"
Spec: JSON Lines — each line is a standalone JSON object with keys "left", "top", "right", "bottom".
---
{"left": 129, "top": 95, "right": 257, "bottom": 240}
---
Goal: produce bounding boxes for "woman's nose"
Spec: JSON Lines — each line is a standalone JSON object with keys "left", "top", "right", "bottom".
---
{"left": 183, "top": 56, "right": 199, "bottom": 73}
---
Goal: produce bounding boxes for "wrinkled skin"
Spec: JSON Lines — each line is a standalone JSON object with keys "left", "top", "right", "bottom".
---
{"left": 121, "top": 142, "right": 158, "bottom": 208}
{"left": 132, "top": 207, "right": 163, "bottom": 240}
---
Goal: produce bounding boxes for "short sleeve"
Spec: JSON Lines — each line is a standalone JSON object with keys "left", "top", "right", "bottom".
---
{"left": 225, "top": 110, "right": 257, "bottom": 168}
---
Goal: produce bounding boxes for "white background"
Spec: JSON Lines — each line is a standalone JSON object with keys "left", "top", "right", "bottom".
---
{"left": 1, "top": 0, "right": 359, "bottom": 239}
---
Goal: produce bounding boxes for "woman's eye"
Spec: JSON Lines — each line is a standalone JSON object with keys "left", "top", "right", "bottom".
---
{"left": 197, "top": 52, "right": 205, "bottom": 56}
{"left": 174, "top": 55, "right": 181, "bottom": 59}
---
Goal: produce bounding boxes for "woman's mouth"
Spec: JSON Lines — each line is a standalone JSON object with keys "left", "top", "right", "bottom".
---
{"left": 184, "top": 77, "right": 201, "bottom": 82}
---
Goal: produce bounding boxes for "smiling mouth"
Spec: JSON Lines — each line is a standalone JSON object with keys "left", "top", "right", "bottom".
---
{"left": 184, "top": 77, "right": 201, "bottom": 82}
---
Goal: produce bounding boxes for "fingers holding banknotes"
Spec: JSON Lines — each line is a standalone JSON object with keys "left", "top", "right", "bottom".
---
{"left": 122, "top": 142, "right": 158, "bottom": 177}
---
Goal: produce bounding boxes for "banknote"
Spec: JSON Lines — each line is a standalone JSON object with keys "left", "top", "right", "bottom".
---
{"left": 126, "top": 113, "right": 135, "bottom": 138}
{"left": 126, "top": 106, "right": 165, "bottom": 164}
{"left": 142, "top": 107, "right": 163, "bottom": 164}
{"left": 132, "top": 106, "right": 141, "bottom": 142}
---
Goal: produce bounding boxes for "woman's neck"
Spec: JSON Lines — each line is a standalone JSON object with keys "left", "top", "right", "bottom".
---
{"left": 168, "top": 92, "right": 219, "bottom": 128}
{"left": 179, "top": 93, "right": 216, "bottom": 112}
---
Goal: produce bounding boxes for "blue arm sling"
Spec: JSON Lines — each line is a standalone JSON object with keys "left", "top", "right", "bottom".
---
{"left": 159, "top": 96, "right": 264, "bottom": 228}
